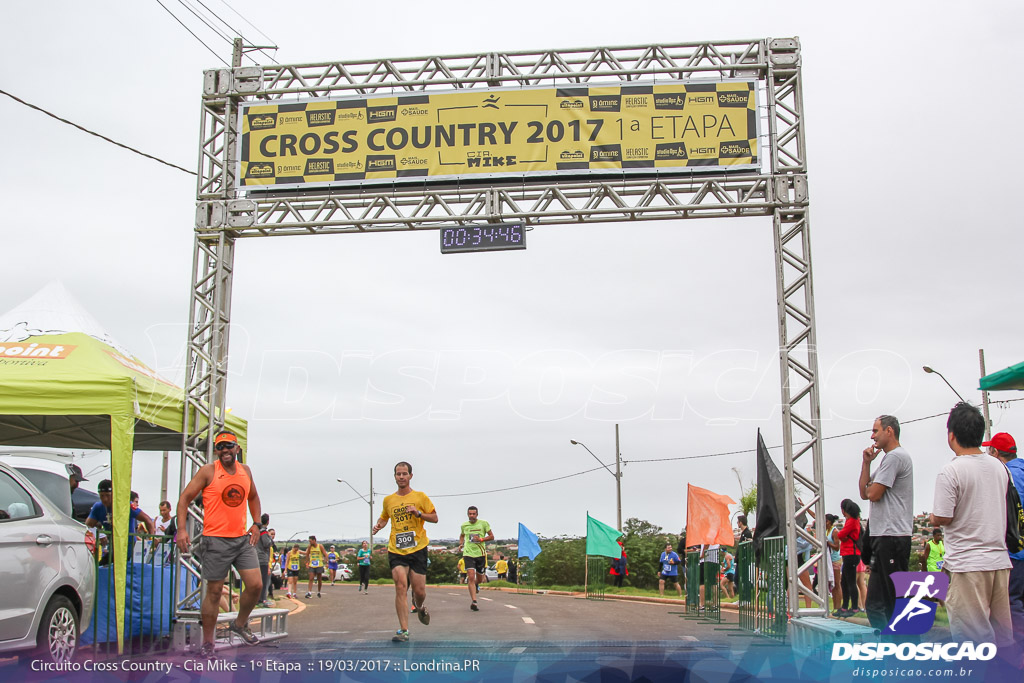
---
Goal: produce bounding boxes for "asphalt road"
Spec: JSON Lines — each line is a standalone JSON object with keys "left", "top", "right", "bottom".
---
{"left": 278, "top": 581, "right": 745, "bottom": 646}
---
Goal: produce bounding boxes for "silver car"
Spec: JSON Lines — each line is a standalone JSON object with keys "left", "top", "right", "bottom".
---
{"left": 0, "top": 461, "right": 94, "bottom": 663}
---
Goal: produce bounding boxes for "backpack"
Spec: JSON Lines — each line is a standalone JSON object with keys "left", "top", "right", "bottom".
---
{"left": 1005, "top": 467, "right": 1024, "bottom": 554}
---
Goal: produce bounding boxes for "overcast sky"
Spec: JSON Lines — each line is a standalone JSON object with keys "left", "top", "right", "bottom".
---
{"left": 2, "top": 1, "right": 1022, "bottom": 545}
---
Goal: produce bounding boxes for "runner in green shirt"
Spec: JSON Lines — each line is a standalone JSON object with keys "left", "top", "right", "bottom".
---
{"left": 459, "top": 506, "right": 494, "bottom": 611}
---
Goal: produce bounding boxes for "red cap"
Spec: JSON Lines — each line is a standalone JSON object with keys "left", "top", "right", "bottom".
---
{"left": 981, "top": 432, "right": 1016, "bottom": 453}
{"left": 214, "top": 432, "right": 238, "bottom": 445}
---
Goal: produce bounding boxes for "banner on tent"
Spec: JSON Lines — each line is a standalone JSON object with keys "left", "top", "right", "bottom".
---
{"left": 237, "top": 81, "right": 760, "bottom": 189}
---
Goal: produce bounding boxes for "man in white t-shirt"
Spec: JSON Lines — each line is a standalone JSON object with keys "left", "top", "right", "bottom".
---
{"left": 931, "top": 402, "right": 1012, "bottom": 645}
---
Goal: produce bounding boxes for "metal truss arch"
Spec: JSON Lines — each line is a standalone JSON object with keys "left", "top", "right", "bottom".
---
{"left": 182, "top": 37, "right": 827, "bottom": 625}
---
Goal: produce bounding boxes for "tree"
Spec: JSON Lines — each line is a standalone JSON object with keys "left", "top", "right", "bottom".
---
{"left": 739, "top": 484, "right": 757, "bottom": 518}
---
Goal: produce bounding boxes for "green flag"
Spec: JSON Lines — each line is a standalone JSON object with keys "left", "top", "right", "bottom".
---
{"left": 586, "top": 514, "right": 622, "bottom": 558}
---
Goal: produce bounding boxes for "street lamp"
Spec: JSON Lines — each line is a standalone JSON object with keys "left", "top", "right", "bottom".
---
{"left": 570, "top": 423, "right": 623, "bottom": 531}
{"left": 84, "top": 463, "right": 109, "bottom": 478}
{"left": 286, "top": 530, "right": 308, "bottom": 542}
{"left": 338, "top": 470, "right": 375, "bottom": 586}
{"left": 922, "top": 366, "right": 967, "bottom": 402}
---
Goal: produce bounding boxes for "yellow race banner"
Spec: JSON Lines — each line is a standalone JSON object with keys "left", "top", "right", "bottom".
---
{"left": 238, "top": 81, "right": 759, "bottom": 189}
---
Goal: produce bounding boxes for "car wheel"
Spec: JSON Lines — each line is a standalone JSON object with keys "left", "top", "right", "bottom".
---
{"left": 36, "top": 595, "right": 79, "bottom": 664}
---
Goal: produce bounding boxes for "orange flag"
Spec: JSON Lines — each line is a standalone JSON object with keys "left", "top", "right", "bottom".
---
{"left": 685, "top": 484, "right": 737, "bottom": 546}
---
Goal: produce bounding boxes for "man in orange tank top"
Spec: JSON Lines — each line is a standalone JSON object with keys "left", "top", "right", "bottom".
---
{"left": 176, "top": 431, "right": 264, "bottom": 658}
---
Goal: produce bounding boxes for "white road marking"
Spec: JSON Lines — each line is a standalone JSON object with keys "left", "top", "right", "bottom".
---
{"left": 679, "top": 635, "right": 698, "bottom": 641}
{"left": 447, "top": 593, "right": 461, "bottom": 596}
{"left": 522, "top": 617, "right": 535, "bottom": 624}
{"left": 509, "top": 647, "right": 526, "bottom": 654}
{"left": 320, "top": 631, "right": 350, "bottom": 634}
{"left": 479, "top": 597, "right": 493, "bottom": 602}
{"left": 504, "top": 604, "right": 518, "bottom": 609}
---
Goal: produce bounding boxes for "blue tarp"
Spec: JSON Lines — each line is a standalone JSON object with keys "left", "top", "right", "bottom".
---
{"left": 81, "top": 561, "right": 175, "bottom": 644}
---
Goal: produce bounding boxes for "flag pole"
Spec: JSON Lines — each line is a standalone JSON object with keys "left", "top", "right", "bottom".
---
{"left": 584, "top": 512, "right": 589, "bottom": 594}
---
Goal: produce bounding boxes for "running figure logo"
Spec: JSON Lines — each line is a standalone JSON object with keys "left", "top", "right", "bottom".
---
{"left": 886, "top": 571, "right": 949, "bottom": 635}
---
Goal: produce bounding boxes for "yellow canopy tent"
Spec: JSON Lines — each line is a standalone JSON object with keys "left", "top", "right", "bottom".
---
{"left": 0, "top": 283, "right": 246, "bottom": 653}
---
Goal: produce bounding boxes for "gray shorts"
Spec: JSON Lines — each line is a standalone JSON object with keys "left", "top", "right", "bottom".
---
{"left": 200, "top": 535, "right": 259, "bottom": 582}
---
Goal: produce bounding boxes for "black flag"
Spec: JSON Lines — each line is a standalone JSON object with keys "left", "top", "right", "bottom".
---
{"left": 753, "top": 429, "right": 782, "bottom": 561}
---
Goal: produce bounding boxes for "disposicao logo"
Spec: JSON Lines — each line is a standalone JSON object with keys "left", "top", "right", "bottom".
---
{"left": 831, "top": 572, "right": 997, "bottom": 662}
{"left": 887, "top": 571, "right": 948, "bottom": 635}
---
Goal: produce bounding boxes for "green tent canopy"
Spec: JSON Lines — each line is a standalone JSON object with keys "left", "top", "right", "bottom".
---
{"left": 0, "top": 283, "right": 246, "bottom": 653}
{"left": 979, "top": 361, "right": 1024, "bottom": 392}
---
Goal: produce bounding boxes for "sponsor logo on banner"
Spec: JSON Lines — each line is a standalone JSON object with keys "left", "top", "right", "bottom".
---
{"left": 589, "top": 95, "right": 621, "bottom": 112}
{"left": 304, "top": 159, "right": 334, "bottom": 175}
{"left": 559, "top": 150, "right": 585, "bottom": 160}
{"left": 366, "top": 155, "right": 396, "bottom": 172}
{"left": 0, "top": 343, "right": 76, "bottom": 359}
{"left": 831, "top": 571, "right": 997, "bottom": 662}
{"left": 247, "top": 113, "right": 277, "bottom": 130}
{"left": 719, "top": 141, "right": 753, "bottom": 158}
{"left": 400, "top": 156, "right": 428, "bottom": 166}
{"left": 560, "top": 100, "right": 584, "bottom": 109}
{"left": 590, "top": 145, "right": 622, "bottom": 162}
{"left": 717, "top": 91, "right": 750, "bottom": 107}
{"left": 653, "top": 93, "right": 687, "bottom": 110}
{"left": 305, "top": 110, "right": 336, "bottom": 127}
{"left": 655, "top": 143, "right": 688, "bottom": 160}
{"left": 623, "top": 95, "right": 649, "bottom": 108}
{"left": 687, "top": 94, "right": 715, "bottom": 105}
{"left": 401, "top": 106, "right": 429, "bottom": 117}
{"left": 246, "top": 162, "right": 275, "bottom": 178}
{"left": 367, "top": 106, "right": 397, "bottom": 123}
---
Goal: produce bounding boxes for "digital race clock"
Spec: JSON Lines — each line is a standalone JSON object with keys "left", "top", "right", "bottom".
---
{"left": 440, "top": 223, "right": 526, "bottom": 254}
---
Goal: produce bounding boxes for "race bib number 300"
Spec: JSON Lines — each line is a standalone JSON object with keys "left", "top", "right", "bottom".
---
{"left": 395, "top": 531, "right": 416, "bottom": 550}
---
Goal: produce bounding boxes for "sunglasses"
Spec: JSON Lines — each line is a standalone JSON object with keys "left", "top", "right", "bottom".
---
{"left": 215, "top": 442, "right": 235, "bottom": 451}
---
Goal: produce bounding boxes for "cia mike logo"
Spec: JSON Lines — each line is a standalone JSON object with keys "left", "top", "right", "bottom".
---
{"left": 886, "top": 571, "right": 949, "bottom": 634}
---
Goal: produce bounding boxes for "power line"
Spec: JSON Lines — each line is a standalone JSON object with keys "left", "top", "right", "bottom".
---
{"left": 194, "top": 0, "right": 279, "bottom": 65}
{"left": 625, "top": 397, "right": 1024, "bottom": 465}
{"left": 260, "top": 399, "right": 1024, "bottom": 516}
{"left": 0, "top": 88, "right": 196, "bottom": 176}
{"left": 176, "top": 0, "right": 234, "bottom": 45}
{"left": 153, "top": 0, "right": 229, "bottom": 67}
{"left": 432, "top": 465, "right": 608, "bottom": 498}
{"left": 216, "top": 0, "right": 278, "bottom": 55}
{"left": 272, "top": 466, "right": 609, "bottom": 515}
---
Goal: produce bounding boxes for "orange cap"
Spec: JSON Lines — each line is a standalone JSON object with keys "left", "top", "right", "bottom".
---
{"left": 214, "top": 432, "right": 238, "bottom": 445}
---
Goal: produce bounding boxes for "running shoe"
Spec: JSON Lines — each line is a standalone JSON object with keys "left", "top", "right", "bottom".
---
{"left": 470, "top": 601, "right": 479, "bottom": 611}
{"left": 391, "top": 629, "right": 409, "bottom": 642}
{"left": 198, "top": 642, "right": 216, "bottom": 658}
{"left": 417, "top": 606, "right": 430, "bottom": 625}
{"left": 317, "top": 592, "right": 322, "bottom": 598}
{"left": 305, "top": 592, "right": 312, "bottom": 598}
{"left": 227, "top": 620, "right": 260, "bottom": 646}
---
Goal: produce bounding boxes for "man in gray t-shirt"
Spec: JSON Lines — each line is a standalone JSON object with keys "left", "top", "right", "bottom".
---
{"left": 859, "top": 414, "right": 914, "bottom": 631}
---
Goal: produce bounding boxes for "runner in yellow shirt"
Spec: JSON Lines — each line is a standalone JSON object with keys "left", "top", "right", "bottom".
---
{"left": 496, "top": 555, "right": 509, "bottom": 580}
{"left": 304, "top": 535, "right": 327, "bottom": 599}
{"left": 285, "top": 545, "right": 302, "bottom": 599}
{"left": 371, "top": 461, "right": 437, "bottom": 642}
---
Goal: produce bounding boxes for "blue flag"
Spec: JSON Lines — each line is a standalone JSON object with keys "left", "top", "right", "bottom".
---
{"left": 517, "top": 523, "right": 542, "bottom": 560}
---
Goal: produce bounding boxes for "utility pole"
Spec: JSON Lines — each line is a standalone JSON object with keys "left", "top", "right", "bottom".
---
{"left": 232, "top": 37, "right": 243, "bottom": 69}
{"left": 615, "top": 423, "right": 622, "bottom": 532}
{"left": 980, "top": 349, "right": 992, "bottom": 441}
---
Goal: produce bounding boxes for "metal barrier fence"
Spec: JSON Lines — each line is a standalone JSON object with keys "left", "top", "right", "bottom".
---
{"left": 585, "top": 557, "right": 606, "bottom": 600}
{"left": 753, "top": 536, "right": 787, "bottom": 641}
{"left": 87, "top": 532, "right": 178, "bottom": 656}
{"left": 515, "top": 558, "right": 535, "bottom": 594}
{"left": 737, "top": 540, "right": 755, "bottom": 631}
{"left": 703, "top": 546, "right": 721, "bottom": 623}
{"left": 684, "top": 551, "right": 700, "bottom": 614}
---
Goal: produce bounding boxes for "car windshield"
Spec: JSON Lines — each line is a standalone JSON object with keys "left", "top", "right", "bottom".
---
{"left": 14, "top": 467, "right": 72, "bottom": 516}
